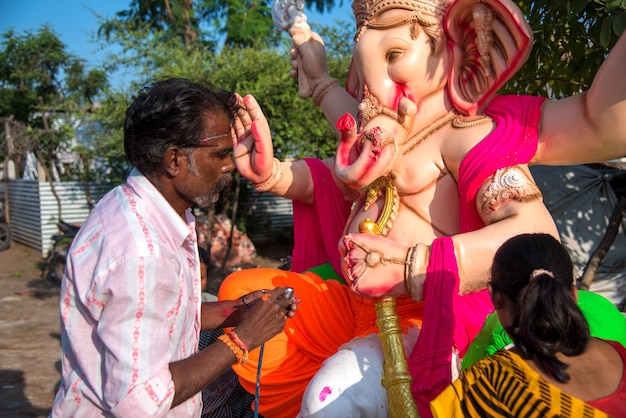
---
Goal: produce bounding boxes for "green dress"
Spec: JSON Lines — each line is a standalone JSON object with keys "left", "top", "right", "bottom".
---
{"left": 462, "top": 290, "right": 626, "bottom": 369}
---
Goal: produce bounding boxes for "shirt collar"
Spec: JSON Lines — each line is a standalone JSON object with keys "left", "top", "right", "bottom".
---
{"left": 126, "top": 167, "right": 196, "bottom": 247}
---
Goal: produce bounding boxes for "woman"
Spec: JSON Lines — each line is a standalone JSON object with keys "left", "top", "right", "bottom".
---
{"left": 430, "top": 233, "right": 626, "bottom": 417}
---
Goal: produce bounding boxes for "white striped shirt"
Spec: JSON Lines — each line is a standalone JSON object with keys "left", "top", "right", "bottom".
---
{"left": 51, "top": 168, "right": 202, "bottom": 417}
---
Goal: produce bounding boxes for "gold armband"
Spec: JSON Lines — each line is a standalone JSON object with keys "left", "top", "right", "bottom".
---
{"left": 481, "top": 166, "right": 542, "bottom": 216}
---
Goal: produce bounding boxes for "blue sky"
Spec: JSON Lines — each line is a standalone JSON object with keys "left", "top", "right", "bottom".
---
{"left": 0, "top": 0, "right": 353, "bottom": 89}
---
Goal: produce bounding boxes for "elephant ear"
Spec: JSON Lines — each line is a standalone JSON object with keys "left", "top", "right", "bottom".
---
{"left": 444, "top": 0, "right": 532, "bottom": 115}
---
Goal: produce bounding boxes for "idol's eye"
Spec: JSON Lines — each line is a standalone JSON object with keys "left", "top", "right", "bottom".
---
{"left": 386, "top": 50, "right": 403, "bottom": 62}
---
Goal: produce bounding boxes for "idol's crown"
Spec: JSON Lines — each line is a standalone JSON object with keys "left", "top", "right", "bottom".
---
{"left": 352, "top": 0, "right": 451, "bottom": 31}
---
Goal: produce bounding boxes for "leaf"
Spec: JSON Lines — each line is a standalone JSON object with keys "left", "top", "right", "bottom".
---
{"left": 605, "top": 0, "right": 624, "bottom": 11}
{"left": 600, "top": 16, "right": 614, "bottom": 48}
{"left": 571, "top": 0, "right": 588, "bottom": 15}
{"left": 613, "top": 11, "right": 626, "bottom": 36}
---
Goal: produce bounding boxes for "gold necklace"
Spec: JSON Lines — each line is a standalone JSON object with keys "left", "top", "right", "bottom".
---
{"left": 451, "top": 115, "right": 492, "bottom": 128}
{"left": 401, "top": 111, "right": 457, "bottom": 155}
{"left": 358, "top": 110, "right": 456, "bottom": 236}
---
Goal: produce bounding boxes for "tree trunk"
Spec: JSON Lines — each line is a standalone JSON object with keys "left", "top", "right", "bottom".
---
{"left": 220, "top": 174, "right": 241, "bottom": 268}
{"left": 578, "top": 194, "right": 626, "bottom": 290}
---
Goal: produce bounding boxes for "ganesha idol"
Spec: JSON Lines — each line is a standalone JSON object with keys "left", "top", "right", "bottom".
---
{"left": 219, "top": 0, "right": 626, "bottom": 416}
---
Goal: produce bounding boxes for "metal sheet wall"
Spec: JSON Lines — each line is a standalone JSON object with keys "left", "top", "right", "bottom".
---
{"left": 7, "top": 179, "right": 112, "bottom": 257}
{"left": 6, "top": 178, "right": 295, "bottom": 257}
{"left": 239, "top": 183, "right": 294, "bottom": 246}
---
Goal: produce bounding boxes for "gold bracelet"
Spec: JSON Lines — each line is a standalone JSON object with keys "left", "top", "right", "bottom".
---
{"left": 312, "top": 78, "right": 339, "bottom": 107}
{"left": 404, "top": 245, "right": 415, "bottom": 296}
{"left": 406, "top": 243, "right": 430, "bottom": 302}
{"left": 253, "top": 158, "right": 282, "bottom": 192}
{"left": 218, "top": 334, "right": 247, "bottom": 364}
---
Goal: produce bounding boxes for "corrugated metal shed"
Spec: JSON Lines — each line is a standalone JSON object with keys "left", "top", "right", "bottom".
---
{"left": 239, "top": 182, "right": 294, "bottom": 245}
{"left": 6, "top": 178, "right": 296, "bottom": 257}
{"left": 7, "top": 179, "right": 111, "bottom": 257}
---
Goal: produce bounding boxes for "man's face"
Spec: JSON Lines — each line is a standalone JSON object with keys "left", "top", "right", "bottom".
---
{"left": 177, "top": 111, "right": 235, "bottom": 208}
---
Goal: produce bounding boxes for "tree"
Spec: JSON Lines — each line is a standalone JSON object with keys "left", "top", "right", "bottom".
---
{"left": 504, "top": 0, "right": 626, "bottom": 97}
{"left": 98, "top": 0, "right": 344, "bottom": 49}
{"left": 95, "top": 12, "right": 352, "bottom": 161}
{"left": 98, "top": 0, "right": 208, "bottom": 50}
{"left": 0, "top": 25, "right": 109, "bottom": 217}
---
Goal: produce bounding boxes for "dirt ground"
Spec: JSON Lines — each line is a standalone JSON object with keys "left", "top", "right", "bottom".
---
{"left": 0, "top": 241, "right": 288, "bottom": 417}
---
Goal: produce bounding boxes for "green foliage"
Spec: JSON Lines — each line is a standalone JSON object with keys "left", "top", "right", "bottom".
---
{"left": 503, "top": 0, "right": 626, "bottom": 98}
{"left": 29, "top": 120, "right": 73, "bottom": 164}
{"left": 99, "top": 0, "right": 341, "bottom": 50}
{"left": 0, "top": 24, "right": 109, "bottom": 206}
{"left": 218, "top": 0, "right": 282, "bottom": 47}
{"left": 207, "top": 44, "right": 338, "bottom": 160}
{"left": 0, "top": 26, "right": 69, "bottom": 122}
{"left": 0, "top": 26, "right": 108, "bottom": 119}
{"left": 94, "top": 19, "right": 350, "bottom": 161}
{"left": 89, "top": 90, "right": 132, "bottom": 185}
{"left": 98, "top": 0, "right": 205, "bottom": 49}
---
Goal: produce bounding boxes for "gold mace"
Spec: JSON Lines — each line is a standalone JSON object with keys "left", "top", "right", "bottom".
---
{"left": 359, "top": 178, "right": 419, "bottom": 418}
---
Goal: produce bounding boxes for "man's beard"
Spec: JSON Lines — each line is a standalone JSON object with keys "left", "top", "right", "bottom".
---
{"left": 194, "top": 173, "right": 233, "bottom": 208}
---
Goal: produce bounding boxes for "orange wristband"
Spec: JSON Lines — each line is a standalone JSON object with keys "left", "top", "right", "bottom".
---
{"left": 218, "top": 334, "right": 247, "bottom": 364}
{"left": 227, "top": 330, "right": 248, "bottom": 352}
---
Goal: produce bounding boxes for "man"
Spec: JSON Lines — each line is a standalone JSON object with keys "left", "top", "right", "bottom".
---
{"left": 51, "top": 78, "right": 297, "bottom": 417}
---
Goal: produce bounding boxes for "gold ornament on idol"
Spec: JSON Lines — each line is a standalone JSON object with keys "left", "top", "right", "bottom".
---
{"left": 352, "top": 0, "right": 451, "bottom": 42}
{"left": 359, "top": 177, "right": 399, "bottom": 237}
{"left": 358, "top": 177, "right": 418, "bottom": 417}
{"left": 359, "top": 110, "right": 458, "bottom": 238}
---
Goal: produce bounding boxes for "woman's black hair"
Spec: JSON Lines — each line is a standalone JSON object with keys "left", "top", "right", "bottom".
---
{"left": 490, "top": 233, "right": 590, "bottom": 383}
{"left": 123, "top": 78, "right": 239, "bottom": 176}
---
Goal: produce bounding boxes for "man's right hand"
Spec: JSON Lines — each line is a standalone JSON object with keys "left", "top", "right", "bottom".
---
{"left": 234, "top": 287, "right": 300, "bottom": 351}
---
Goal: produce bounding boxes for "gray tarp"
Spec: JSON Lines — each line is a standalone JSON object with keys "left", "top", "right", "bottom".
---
{"left": 531, "top": 164, "right": 626, "bottom": 310}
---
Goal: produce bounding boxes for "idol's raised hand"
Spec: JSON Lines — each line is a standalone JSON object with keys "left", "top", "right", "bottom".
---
{"left": 288, "top": 25, "right": 328, "bottom": 99}
{"left": 232, "top": 93, "right": 275, "bottom": 184}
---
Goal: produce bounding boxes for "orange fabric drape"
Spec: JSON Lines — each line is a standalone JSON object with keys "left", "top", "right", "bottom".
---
{"left": 218, "top": 268, "right": 423, "bottom": 418}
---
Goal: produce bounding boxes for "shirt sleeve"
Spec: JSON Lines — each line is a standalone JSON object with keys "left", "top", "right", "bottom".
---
{"left": 429, "top": 376, "right": 466, "bottom": 418}
{"left": 430, "top": 357, "right": 499, "bottom": 418}
{"left": 90, "top": 253, "right": 186, "bottom": 417}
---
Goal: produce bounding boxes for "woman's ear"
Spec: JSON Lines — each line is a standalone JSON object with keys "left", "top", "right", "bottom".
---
{"left": 444, "top": 0, "right": 533, "bottom": 115}
{"left": 489, "top": 286, "right": 504, "bottom": 309}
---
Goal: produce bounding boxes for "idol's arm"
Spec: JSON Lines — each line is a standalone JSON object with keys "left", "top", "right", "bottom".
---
{"left": 289, "top": 25, "right": 359, "bottom": 132}
{"left": 536, "top": 32, "right": 626, "bottom": 165}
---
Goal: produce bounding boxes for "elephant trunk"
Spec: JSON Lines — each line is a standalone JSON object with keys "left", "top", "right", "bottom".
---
{"left": 335, "top": 102, "right": 410, "bottom": 189}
